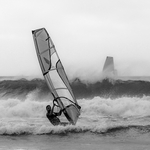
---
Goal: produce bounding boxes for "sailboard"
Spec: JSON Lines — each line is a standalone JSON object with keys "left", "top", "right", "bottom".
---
{"left": 32, "top": 28, "right": 81, "bottom": 125}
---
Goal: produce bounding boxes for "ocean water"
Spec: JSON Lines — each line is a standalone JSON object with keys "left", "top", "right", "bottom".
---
{"left": 1, "top": 77, "right": 150, "bottom": 150}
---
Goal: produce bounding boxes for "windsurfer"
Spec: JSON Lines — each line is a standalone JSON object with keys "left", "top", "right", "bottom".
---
{"left": 46, "top": 104, "right": 69, "bottom": 126}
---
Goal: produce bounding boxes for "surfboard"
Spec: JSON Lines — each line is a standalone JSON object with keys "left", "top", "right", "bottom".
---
{"left": 32, "top": 28, "right": 81, "bottom": 125}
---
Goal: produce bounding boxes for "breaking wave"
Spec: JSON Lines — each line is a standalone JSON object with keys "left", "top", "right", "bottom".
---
{"left": 0, "top": 96, "right": 150, "bottom": 135}
{"left": 1, "top": 77, "right": 150, "bottom": 99}
{"left": 1, "top": 123, "right": 150, "bottom": 136}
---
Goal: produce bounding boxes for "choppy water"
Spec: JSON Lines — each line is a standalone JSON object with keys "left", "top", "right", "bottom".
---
{"left": 1, "top": 77, "right": 150, "bottom": 150}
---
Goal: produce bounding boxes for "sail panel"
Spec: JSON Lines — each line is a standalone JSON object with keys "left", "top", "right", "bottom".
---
{"left": 33, "top": 28, "right": 56, "bottom": 74}
{"left": 48, "top": 59, "right": 74, "bottom": 103}
{"left": 57, "top": 61, "right": 78, "bottom": 103}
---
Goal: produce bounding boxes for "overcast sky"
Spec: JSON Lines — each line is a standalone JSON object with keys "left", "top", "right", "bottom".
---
{"left": 0, "top": 0, "right": 150, "bottom": 80}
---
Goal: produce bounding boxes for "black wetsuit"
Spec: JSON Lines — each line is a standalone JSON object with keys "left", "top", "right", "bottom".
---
{"left": 46, "top": 110, "right": 62, "bottom": 126}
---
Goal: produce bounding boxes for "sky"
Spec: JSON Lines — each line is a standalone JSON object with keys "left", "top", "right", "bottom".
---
{"left": 1, "top": 0, "right": 150, "bottom": 81}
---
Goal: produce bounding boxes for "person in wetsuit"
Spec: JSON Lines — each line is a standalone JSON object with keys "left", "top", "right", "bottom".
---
{"left": 46, "top": 104, "right": 62, "bottom": 126}
{"left": 46, "top": 98, "right": 81, "bottom": 126}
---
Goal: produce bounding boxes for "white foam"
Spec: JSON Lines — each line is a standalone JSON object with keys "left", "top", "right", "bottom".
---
{"left": 80, "top": 96, "right": 150, "bottom": 118}
{"left": 0, "top": 95, "right": 150, "bottom": 134}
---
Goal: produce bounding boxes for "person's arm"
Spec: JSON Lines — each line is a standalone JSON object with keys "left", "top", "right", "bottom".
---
{"left": 54, "top": 109, "right": 62, "bottom": 116}
{"left": 53, "top": 100, "right": 62, "bottom": 116}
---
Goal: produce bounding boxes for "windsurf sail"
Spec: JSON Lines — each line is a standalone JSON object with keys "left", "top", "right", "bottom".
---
{"left": 32, "top": 28, "right": 81, "bottom": 125}
{"left": 103, "top": 56, "right": 117, "bottom": 76}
